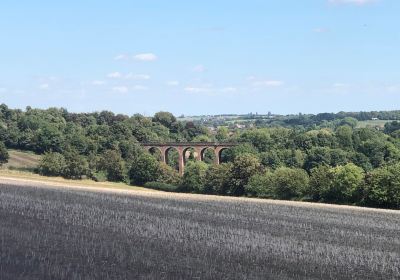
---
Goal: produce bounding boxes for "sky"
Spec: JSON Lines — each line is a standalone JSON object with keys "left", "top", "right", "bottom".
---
{"left": 0, "top": 0, "right": 399, "bottom": 116}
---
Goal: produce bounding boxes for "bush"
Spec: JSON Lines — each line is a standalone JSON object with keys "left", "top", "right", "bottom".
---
{"left": 309, "top": 163, "right": 364, "bottom": 204}
{"left": 158, "top": 162, "right": 181, "bottom": 186}
{"left": 229, "top": 154, "right": 262, "bottom": 196}
{"left": 63, "top": 149, "right": 89, "bottom": 179}
{"left": 204, "top": 163, "right": 232, "bottom": 194}
{"left": 99, "top": 150, "right": 126, "bottom": 182}
{"left": 246, "top": 167, "right": 309, "bottom": 200}
{"left": 0, "top": 141, "right": 9, "bottom": 166}
{"left": 38, "top": 152, "right": 66, "bottom": 176}
{"left": 129, "top": 153, "right": 160, "bottom": 186}
{"left": 364, "top": 163, "right": 400, "bottom": 209}
{"left": 91, "top": 171, "right": 108, "bottom": 182}
{"left": 180, "top": 161, "right": 208, "bottom": 193}
{"left": 144, "top": 182, "right": 180, "bottom": 192}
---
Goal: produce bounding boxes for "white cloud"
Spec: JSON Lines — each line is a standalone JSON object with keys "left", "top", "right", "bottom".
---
{"left": 108, "top": 72, "right": 150, "bottom": 80}
{"left": 107, "top": 72, "right": 123, "bottom": 78}
{"left": 0, "top": 88, "right": 7, "bottom": 93}
{"left": 193, "top": 65, "right": 206, "bottom": 73}
{"left": 252, "top": 80, "right": 284, "bottom": 87}
{"left": 92, "top": 80, "right": 106, "bottom": 86}
{"left": 134, "top": 53, "right": 158, "bottom": 61}
{"left": 114, "top": 54, "right": 129, "bottom": 60}
{"left": 328, "top": 0, "right": 376, "bottom": 5}
{"left": 112, "top": 86, "right": 129, "bottom": 93}
{"left": 166, "top": 81, "right": 180, "bottom": 86}
{"left": 39, "top": 83, "right": 50, "bottom": 90}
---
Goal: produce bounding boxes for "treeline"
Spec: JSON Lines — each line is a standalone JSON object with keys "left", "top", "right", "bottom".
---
{"left": 1, "top": 104, "right": 400, "bottom": 209}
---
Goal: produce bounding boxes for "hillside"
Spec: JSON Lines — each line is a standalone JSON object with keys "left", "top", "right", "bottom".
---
{"left": 2, "top": 150, "right": 41, "bottom": 171}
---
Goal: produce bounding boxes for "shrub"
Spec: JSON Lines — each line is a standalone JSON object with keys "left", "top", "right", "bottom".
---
{"left": 129, "top": 153, "right": 160, "bottom": 186}
{"left": 229, "top": 154, "right": 262, "bottom": 196}
{"left": 99, "top": 150, "right": 126, "bottom": 182}
{"left": 144, "top": 182, "right": 180, "bottom": 192}
{"left": 158, "top": 162, "right": 181, "bottom": 186}
{"left": 0, "top": 141, "right": 9, "bottom": 166}
{"left": 63, "top": 149, "right": 89, "bottom": 179}
{"left": 38, "top": 152, "right": 66, "bottom": 176}
{"left": 180, "top": 161, "right": 208, "bottom": 193}
{"left": 364, "top": 163, "right": 400, "bottom": 209}
{"left": 204, "top": 163, "right": 232, "bottom": 194}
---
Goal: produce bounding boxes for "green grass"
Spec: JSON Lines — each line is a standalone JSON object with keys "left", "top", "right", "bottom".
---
{"left": 3, "top": 149, "right": 41, "bottom": 172}
{"left": 356, "top": 120, "right": 393, "bottom": 128}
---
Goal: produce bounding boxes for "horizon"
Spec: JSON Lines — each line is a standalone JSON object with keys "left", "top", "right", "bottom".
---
{"left": 1, "top": 0, "right": 399, "bottom": 115}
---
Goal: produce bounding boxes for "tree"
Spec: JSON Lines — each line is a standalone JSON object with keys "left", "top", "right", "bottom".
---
{"left": 204, "top": 163, "right": 232, "bottom": 194}
{"left": 329, "top": 163, "right": 364, "bottom": 203}
{"left": 308, "top": 165, "right": 333, "bottom": 201}
{"left": 270, "top": 167, "right": 310, "bottom": 200}
{"left": 246, "top": 167, "right": 309, "bottom": 200}
{"left": 180, "top": 161, "right": 208, "bottom": 193}
{"left": 38, "top": 152, "right": 66, "bottom": 176}
{"left": 229, "top": 154, "right": 262, "bottom": 196}
{"left": 0, "top": 141, "right": 9, "bottom": 166}
{"left": 63, "top": 149, "right": 89, "bottom": 179}
{"left": 216, "top": 127, "right": 229, "bottom": 142}
{"left": 309, "top": 163, "right": 364, "bottom": 204}
{"left": 99, "top": 150, "right": 126, "bottom": 182}
{"left": 335, "top": 125, "right": 353, "bottom": 149}
{"left": 364, "top": 163, "right": 400, "bottom": 209}
{"left": 245, "top": 173, "right": 274, "bottom": 198}
{"left": 129, "top": 153, "right": 160, "bottom": 185}
{"left": 158, "top": 162, "right": 181, "bottom": 186}
{"left": 153, "top": 111, "right": 176, "bottom": 128}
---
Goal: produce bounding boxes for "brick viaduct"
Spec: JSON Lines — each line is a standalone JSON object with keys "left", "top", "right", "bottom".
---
{"left": 142, "top": 142, "right": 237, "bottom": 175}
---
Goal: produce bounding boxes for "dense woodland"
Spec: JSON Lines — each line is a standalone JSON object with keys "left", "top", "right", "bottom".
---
{"left": 1, "top": 103, "right": 400, "bottom": 209}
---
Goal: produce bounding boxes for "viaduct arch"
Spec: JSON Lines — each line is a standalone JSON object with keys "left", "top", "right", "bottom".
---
{"left": 142, "top": 142, "right": 237, "bottom": 175}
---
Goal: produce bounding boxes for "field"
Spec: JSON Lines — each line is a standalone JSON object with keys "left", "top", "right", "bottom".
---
{"left": 0, "top": 179, "right": 399, "bottom": 279}
{"left": 356, "top": 120, "right": 393, "bottom": 129}
{"left": 3, "top": 150, "right": 41, "bottom": 172}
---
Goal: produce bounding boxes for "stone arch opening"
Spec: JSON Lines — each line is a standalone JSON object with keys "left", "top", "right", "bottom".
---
{"left": 183, "top": 147, "right": 197, "bottom": 164}
{"left": 218, "top": 148, "right": 231, "bottom": 164}
{"left": 148, "top": 147, "right": 163, "bottom": 161}
{"left": 201, "top": 147, "right": 216, "bottom": 164}
{"left": 165, "top": 147, "right": 180, "bottom": 171}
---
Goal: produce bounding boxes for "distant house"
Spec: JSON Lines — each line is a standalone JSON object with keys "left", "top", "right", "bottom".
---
{"left": 372, "top": 118, "right": 379, "bottom": 120}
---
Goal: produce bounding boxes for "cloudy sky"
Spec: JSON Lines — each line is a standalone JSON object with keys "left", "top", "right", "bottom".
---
{"left": 0, "top": 0, "right": 399, "bottom": 116}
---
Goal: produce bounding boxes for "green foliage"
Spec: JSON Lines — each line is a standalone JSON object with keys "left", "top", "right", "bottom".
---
{"left": 204, "top": 163, "right": 232, "bottom": 194}
{"left": 99, "top": 150, "right": 126, "bottom": 182}
{"left": 158, "top": 162, "right": 181, "bottom": 186}
{"left": 129, "top": 153, "right": 160, "bottom": 186}
{"left": 180, "top": 161, "right": 209, "bottom": 193}
{"left": 152, "top": 111, "right": 177, "bottom": 128}
{"left": 309, "top": 163, "right": 364, "bottom": 204}
{"left": 0, "top": 141, "right": 9, "bottom": 166}
{"left": 144, "top": 181, "right": 180, "bottom": 192}
{"left": 229, "top": 154, "right": 262, "bottom": 196}
{"left": 246, "top": 168, "right": 309, "bottom": 200}
{"left": 38, "top": 152, "right": 66, "bottom": 176}
{"left": 63, "top": 149, "right": 89, "bottom": 179}
{"left": 364, "top": 163, "right": 400, "bottom": 209}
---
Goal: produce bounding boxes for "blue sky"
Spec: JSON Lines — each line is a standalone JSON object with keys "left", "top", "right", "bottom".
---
{"left": 0, "top": 0, "right": 399, "bottom": 116}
